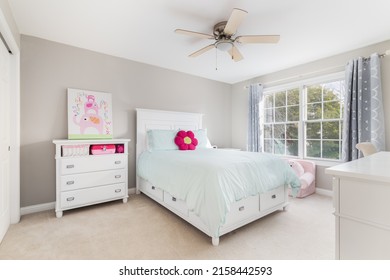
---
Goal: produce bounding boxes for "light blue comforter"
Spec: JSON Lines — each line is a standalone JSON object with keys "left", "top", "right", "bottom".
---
{"left": 137, "top": 149, "right": 300, "bottom": 237}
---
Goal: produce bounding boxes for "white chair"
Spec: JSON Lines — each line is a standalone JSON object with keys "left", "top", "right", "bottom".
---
{"left": 355, "top": 142, "right": 377, "bottom": 157}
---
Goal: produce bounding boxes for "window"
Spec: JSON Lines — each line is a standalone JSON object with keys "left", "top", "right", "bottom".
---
{"left": 262, "top": 74, "right": 345, "bottom": 161}
{"left": 263, "top": 88, "right": 300, "bottom": 156}
{"left": 305, "top": 81, "right": 344, "bottom": 160}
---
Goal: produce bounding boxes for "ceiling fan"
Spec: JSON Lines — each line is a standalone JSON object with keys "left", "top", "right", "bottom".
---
{"left": 175, "top": 8, "right": 280, "bottom": 62}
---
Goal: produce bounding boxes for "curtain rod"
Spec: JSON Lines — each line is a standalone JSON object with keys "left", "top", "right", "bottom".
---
{"left": 379, "top": 49, "right": 390, "bottom": 58}
{"left": 244, "top": 65, "right": 344, "bottom": 89}
{"left": 244, "top": 49, "right": 390, "bottom": 89}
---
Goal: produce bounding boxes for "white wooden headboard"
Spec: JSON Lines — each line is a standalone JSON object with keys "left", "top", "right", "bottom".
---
{"left": 136, "top": 108, "right": 203, "bottom": 159}
{"left": 135, "top": 108, "right": 203, "bottom": 193}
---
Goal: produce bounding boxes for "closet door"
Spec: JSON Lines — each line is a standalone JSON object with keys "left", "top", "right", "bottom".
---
{"left": 0, "top": 38, "right": 11, "bottom": 243}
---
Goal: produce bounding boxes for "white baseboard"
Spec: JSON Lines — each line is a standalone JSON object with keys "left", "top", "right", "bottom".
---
{"left": 315, "top": 187, "right": 333, "bottom": 197}
{"left": 20, "top": 202, "right": 55, "bottom": 216}
{"left": 20, "top": 187, "right": 137, "bottom": 216}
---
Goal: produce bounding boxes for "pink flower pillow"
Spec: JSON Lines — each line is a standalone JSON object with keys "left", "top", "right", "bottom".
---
{"left": 174, "top": 130, "right": 198, "bottom": 150}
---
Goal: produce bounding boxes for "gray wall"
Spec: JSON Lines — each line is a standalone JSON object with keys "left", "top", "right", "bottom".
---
{"left": 20, "top": 35, "right": 232, "bottom": 207}
{"left": 232, "top": 40, "right": 390, "bottom": 191}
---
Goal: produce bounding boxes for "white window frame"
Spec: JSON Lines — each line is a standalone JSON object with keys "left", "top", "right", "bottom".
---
{"left": 261, "top": 72, "right": 345, "bottom": 163}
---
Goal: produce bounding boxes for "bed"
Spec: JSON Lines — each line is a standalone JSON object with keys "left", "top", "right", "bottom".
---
{"left": 135, "top": 108, "right": 300, "bottom": 246}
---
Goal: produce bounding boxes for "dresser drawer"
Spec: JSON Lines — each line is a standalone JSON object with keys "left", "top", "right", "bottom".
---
{"left": 60, "top": 154, "right": 126, "bottom": 175}
{"left": 164, "top": 192, "right": 188, "bottom": 216}
{"left": 224, "top": 195, "right": 259, "bottom": 226}
{"left": 60, "top": 183, "right": 126, "bottom": 209}
{"left": 339, "top": 217, "right": 390, "bottom": 259}
{"left": 340, "top": 179, "right": 390, "bottom": 227}
{"left": 260, "top": 185, "right": 285, "bottom": 211}
{"left": 60, "top": 169, "right": 126, "bottom": 191}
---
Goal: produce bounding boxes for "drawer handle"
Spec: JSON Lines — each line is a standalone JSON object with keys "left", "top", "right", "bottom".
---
{"left": 66, "top": 197, "right": 75, "bottom": 201}
{"left": 151, "top": 186, "right": 155, "bottom": 190}
{"left": 66, "top": 164, "right": 74, "bottom": 169}
{"left": 172, "top": 197, "right": 177, "bottom": 202}
{"left": 115, "top": 161, "right": 121, "bottom": 164}
{"left": 115, "top": 189, "right": 122, "bottom": 193}
{"left": 271, "top": 194, "right": 276, "bottom": 199}
{"left": 115, "top": 175, "right": 121, "bottom": 179}
{"left": 239, "top": 206, "right": 245, "bottom": 211}
{"left": 66, "top": 181, "right": 74, "bottom": 185}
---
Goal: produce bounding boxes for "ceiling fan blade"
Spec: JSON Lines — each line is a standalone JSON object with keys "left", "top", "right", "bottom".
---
{"left": 175, "top": 29, "right": 214, "bottom": 39}
{"left": 235, "top": 35, "right": 280, "bottom": 44}
{"left": 189, "top": 44, "right": 215, "bottom": 57}
{"left": 224, "top": 8, "right": 248, "bottom": 36}
{"left": 228, "top": 45, "right": 244, "bottom": 62}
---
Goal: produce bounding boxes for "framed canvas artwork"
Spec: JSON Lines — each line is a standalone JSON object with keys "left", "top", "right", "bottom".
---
{"left": 67, "top": 88, "right": 113, "bottom": 139}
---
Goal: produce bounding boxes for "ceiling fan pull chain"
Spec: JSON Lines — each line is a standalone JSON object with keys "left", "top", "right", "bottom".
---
{"left": 215, "top": 47, "right": 218, "bottom": 71}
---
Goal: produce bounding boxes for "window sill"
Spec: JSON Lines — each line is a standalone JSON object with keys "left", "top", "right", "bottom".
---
{"left": 307, "top": 159, "right": 341, "bottom": 167}
{"left": 281, "top": 155, "right": 342, "bottom": 167}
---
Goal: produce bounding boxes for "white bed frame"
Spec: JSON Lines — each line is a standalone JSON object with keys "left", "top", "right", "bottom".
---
{"left": 135, "top": 108, "right": 289, "bottom": 246}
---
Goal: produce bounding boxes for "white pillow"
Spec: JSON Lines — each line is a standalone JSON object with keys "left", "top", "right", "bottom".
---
{"left": 193, "top": 129, "right": 212, "bottom": 148}
{"left": 146, "top": 129, "right": 178, "bottom": 151}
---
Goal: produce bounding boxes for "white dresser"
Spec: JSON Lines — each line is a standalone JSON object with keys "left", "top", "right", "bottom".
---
{"left": 53, "top": 139, "right": 130, "bottom": 218}
{"left": 326, "top": 152, "right": 390, "bottom": 259}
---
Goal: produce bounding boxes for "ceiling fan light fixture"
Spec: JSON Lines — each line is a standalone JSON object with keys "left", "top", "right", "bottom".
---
{"left": 215, "top": 40, "right": 233, "bottom": 52}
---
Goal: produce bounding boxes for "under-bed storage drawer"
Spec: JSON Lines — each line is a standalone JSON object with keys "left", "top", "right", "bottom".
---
{"left": 224, "top": 195, "right": 259, "bottom": 226}
{"left": 260, "top": 185, "right": 285, "bottom": 211}
{"left": 140, "top": 182, "right": 164, "bottom": 202}
{"left": 60, "top": 183, "right": 126, "bottom": 209}
{"left": 164, "top": 192, "right": 188, "bottom": 216}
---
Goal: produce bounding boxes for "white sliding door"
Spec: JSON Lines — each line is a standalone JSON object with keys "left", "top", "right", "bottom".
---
{"left": 0, "top": 36, "right": 11, "bottom": 242}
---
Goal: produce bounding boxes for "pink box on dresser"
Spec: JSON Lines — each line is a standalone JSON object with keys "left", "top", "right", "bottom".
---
{"left": 90, "top": 144, "right": 116, "bottom": 155}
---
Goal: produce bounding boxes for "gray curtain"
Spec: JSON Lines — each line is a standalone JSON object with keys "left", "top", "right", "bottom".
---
{"left": 247, "top": 83, "right": 263, "bottom": 152}
{"left": 341, "top": 53, "right": 385, "bottom": 161}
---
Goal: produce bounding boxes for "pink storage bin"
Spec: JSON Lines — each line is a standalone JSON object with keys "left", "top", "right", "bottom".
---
{"left": 116, "top": 144, "right": 124, "bottom": 153}
{"left": 90, "top": 144, "right": 116, "bottom": 155}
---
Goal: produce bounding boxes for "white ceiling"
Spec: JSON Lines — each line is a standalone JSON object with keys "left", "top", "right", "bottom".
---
{"left": 8, "top": 0, "right": 390, "bottom": 84}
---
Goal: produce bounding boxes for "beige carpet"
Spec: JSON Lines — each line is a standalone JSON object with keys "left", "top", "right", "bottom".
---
{"left": 0, "top": 193, "right": 334, "bottom": 260}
